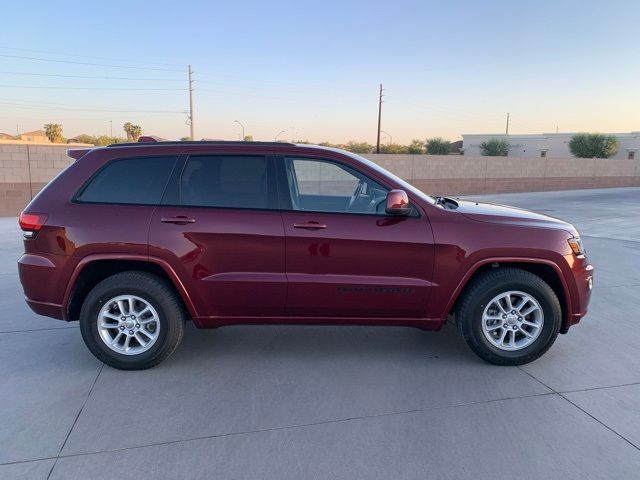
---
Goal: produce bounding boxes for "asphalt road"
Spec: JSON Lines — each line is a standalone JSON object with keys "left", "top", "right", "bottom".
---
{"left": 1, "top": 187, "right": 639, "bottom": 479}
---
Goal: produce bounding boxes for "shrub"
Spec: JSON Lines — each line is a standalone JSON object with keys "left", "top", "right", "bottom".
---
{"left": 480, "top": 138, "right": 509, "bottom": 156}
{"left": 426, "top": 137, "right": 451, "bottom": 155}
{"left": 344, "top": 141, "right": 374, "bottom": 154}
{"left": 379, "top": 143, "right": 409, "bottom": 154}
{"left": 569, "top": 133, "right": 619, "bottom": 158}
{"left": 407, "top": 139, "right": 426, "bottom": 154}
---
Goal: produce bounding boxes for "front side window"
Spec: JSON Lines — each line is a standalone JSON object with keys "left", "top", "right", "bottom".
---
{"left": 181, "top": 155, "right": 268, "bottom": 209}
{"left": 285, "top": 158, "right": 388, "bottom": 214}
{"left": 76, "top": 156, "right": 176, "bottom": 205}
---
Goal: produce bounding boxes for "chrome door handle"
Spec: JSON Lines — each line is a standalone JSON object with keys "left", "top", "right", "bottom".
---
{"left": 161, "top": 216, "right": 196, "bottom": 225}
{"left": 293, "top": 221, "right": 327, "bottom": 230}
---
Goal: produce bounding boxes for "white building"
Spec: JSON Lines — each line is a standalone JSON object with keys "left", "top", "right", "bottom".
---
{"left": 462, "top": 132, "right": 639, "bottom": 159}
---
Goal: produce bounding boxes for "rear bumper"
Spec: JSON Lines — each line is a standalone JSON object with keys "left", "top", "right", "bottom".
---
{"left": 25, "top": 298, "right": 65, "bottom": 320}
{"left": 18, "top": 253, "right": 69, "bottom": 321}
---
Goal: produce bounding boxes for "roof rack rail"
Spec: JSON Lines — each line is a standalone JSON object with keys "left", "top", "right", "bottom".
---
{"left": 106, "top": 140, "right": 296, "bottom": 148}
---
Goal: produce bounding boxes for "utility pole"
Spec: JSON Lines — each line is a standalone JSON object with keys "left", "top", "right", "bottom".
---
{"left": 110, "top": 120, "right": 113, "bottom": 137}
{"left": 505, "top": 112, "right": 510, "bottom": 135}
{"left": 188, "top": 64, "right": 195, "bottom": 140}
{"left": 376, "top": 84, "right": 384, "bottom": 153}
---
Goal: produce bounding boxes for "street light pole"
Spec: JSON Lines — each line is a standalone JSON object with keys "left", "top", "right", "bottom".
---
{"left": 234, "top": 120, "right": 245, "bottom": 140}
{"left": 275, "top": 130, "right": 285, "bottom": 141}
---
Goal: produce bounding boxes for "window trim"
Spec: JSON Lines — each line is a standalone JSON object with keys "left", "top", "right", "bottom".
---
{"left": 72, "top": 155, "right": 179, "bottom": 207}
{"left": 275, "top": 155, "right": 421, "bottom": 218}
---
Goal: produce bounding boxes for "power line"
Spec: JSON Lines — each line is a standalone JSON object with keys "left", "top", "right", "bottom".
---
{"left": 0, "top": 85, "right": 183, "bottom": 91}
{"left": 0, "top": 46, "right": 185, "bottom": 67}
{"left": 0, "top": 101, "right": 185, "bottom": 114}
{"left": 0, "top": 71, "right": 184, "bottom": 81}
{"left": 0, "top": 53, "right": 184, "bottom": 72}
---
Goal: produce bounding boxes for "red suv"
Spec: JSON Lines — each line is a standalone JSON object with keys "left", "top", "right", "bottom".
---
{"left": 18, "top": 141, "right": 593, "bottom": 369}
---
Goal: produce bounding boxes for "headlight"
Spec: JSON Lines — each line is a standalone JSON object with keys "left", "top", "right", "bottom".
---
{"left": 568, "top": 236, "right": 585, "bottom": 256}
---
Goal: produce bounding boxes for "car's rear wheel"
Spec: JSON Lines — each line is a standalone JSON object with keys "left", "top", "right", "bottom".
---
{"left": 457, "top": 268, "right": 561, "bottom": 365}
{"left": 79, "top": 271, "right": 186, "bottom": 370}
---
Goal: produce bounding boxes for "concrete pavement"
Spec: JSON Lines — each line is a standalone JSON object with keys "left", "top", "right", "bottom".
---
{"left": 1, "top": 187, "right": 639, "bottom": 479}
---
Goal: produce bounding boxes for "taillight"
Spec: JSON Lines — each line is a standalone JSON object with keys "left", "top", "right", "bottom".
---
{"left": 18, "top": 212, "right": 48, "bottom": 238}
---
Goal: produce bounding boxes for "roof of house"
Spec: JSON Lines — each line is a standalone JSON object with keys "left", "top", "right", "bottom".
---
{"left": 20, "top": 129, "right": 46, "bottom": 136}
{"left": 0, "top": 132, "right": 14, "bottom": 139}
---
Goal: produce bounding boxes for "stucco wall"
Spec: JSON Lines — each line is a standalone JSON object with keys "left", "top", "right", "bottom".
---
{"left": 1, "top": 143, "right": 639, "bottom": 216}
{"left": 462, "top": 132, "right": 640, "bottom": 160}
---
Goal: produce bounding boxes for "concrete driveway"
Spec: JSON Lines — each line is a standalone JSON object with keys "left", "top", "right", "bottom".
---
{"left": 1, "top": 187, "right": 639, "bottom": 480}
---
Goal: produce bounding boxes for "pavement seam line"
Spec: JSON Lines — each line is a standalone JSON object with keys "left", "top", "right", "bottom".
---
{"left": 517, "top": 367, "right": 640, "bottom": 453}
{"left": 45, "top": 363, "right": 105, "bottom": 480}
{"left": 558, "top": 381, "right": 640, "bottom": 395}
{"left": 25, "top": 390, "right": 557, "bottom": 463}
{"left": 0, "top": 326, "right": 77, "bottom": 334}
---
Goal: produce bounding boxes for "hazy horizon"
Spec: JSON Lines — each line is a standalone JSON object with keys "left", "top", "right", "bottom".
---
{"left": 1, "top": 0, "right": 639, "bottom": 143}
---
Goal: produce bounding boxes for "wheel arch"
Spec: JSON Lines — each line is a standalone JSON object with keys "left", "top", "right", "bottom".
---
{"left": 447, "top": 257, "right": 571, "bottom": 333}
{"left": 64, "top": 254, "right": 197, "bottom": 321}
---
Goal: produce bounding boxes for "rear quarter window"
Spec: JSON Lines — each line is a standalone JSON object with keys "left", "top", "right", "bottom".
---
{"left": 76, "top": 156, "right": 177, "bottom": 205}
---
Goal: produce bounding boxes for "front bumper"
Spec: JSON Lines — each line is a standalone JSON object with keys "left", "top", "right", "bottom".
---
{"left": 561, "top": 253, "right": 594, "bottom": 333}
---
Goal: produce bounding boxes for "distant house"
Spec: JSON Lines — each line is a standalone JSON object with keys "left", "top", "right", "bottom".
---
{"left": 0, "top": 132, "right": 15, "bottom": 140}
{"left": 18, "top": 129, "right": 49, "bottom": 142}
{"left": 449, "top": 140, "right": 463, "bottom": 154}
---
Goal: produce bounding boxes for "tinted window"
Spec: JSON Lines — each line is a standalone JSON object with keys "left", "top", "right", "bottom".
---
{"left": 285, "top": 158, "right": 388, "bottom": 214}
{"left": 77, "top": 156, "right": 176, "bottom": 205}
{"left": 181, "top": 156, "right": 268, "bottom": 209}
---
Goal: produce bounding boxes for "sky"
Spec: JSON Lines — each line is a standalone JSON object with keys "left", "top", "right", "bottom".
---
{"left": 1, "top": 0, "right": 639, "bottom": 143}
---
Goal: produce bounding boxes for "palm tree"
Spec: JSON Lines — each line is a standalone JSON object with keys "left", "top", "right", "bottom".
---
{"left": 123, "top": 122, "right": 143, "bottom": 142}
{"left": 44, "top": 123, "right": 63, "bottom": 143}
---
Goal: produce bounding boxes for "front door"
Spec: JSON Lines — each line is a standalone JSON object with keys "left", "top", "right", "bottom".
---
{"left": 279, "top": 156, "right": 434, "bottom": 319}
{"left": 149, "top": 154, "right": 286, "bottom": 319}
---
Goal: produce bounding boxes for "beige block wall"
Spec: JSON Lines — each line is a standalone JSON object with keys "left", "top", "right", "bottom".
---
{"left": 0, "top": 142, "right": 89, "bottom": 216}
{"left": 363, "top": 154, "right": 640, "bottom": 196}
{"left": 1, "top": 145, "right": 639, "bottom": 216}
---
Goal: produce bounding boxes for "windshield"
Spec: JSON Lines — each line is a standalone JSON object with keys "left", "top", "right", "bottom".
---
{"left": 339, "top": 150, "right": 437, "bottom": 205}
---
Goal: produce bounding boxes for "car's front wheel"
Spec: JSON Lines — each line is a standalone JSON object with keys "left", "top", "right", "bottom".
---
{"left": 457, "top": 267, "right": 561, "bottom": 365}
{"left": 79, "top": 271, "right": 186, "bottom": 370}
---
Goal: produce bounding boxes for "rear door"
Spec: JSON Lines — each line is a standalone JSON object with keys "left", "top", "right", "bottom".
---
{"left": 149, "top": 154, "right": 286, "bottom": 319}
{"left": 278, "top": 156, "right": 435, "bottom": 319}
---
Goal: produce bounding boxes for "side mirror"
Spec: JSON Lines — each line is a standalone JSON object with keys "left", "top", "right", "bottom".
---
{"left": 385, "top": 189, "right": 411, "bottom": 216}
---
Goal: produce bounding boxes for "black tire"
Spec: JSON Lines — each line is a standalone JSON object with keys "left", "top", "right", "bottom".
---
{"left": 79, "top": 271, "right": 186, "bottom": 370}
{"left": 457, "top": 267, "right": 561, "bottom": 365}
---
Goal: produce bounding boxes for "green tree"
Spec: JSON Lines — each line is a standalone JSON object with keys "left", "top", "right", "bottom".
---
{"left": 70, "top": 134, "right": 97, "bottom": 144}
{"left": 426, "top": 137, "right": 451, "bottom": 155}
{"left": 344, "top": 141, "right": 374, "bottom": 154}
{"left": 180, "top": 136, "right": 192, "bottom": 141}
{"left": 480, "top": 138, "right": 509, "bottom": 156}
{"left": 123, "top": 122, "right": 142, "bottom": 142}
{"left": 243, "top": 135, "right": 254, "bottom": 142}
{"left": 569, "top": 133, "right": 619, "bottom": 158}
{"left": 44, "top": 123, "right": 64, "bottom": 143}
{"left": 407, "top": 139, "right": 426, "bottom": 154}
{"left": 380, "top": 143, "right": 409, "bottom": 154}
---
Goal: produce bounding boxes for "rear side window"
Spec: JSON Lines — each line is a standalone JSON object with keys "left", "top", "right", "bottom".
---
{"left": 76, "top": 156, "right": 176, "bottom": 205}
{"left": 181, "top": 156, "right": 268, "bottom": 209}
